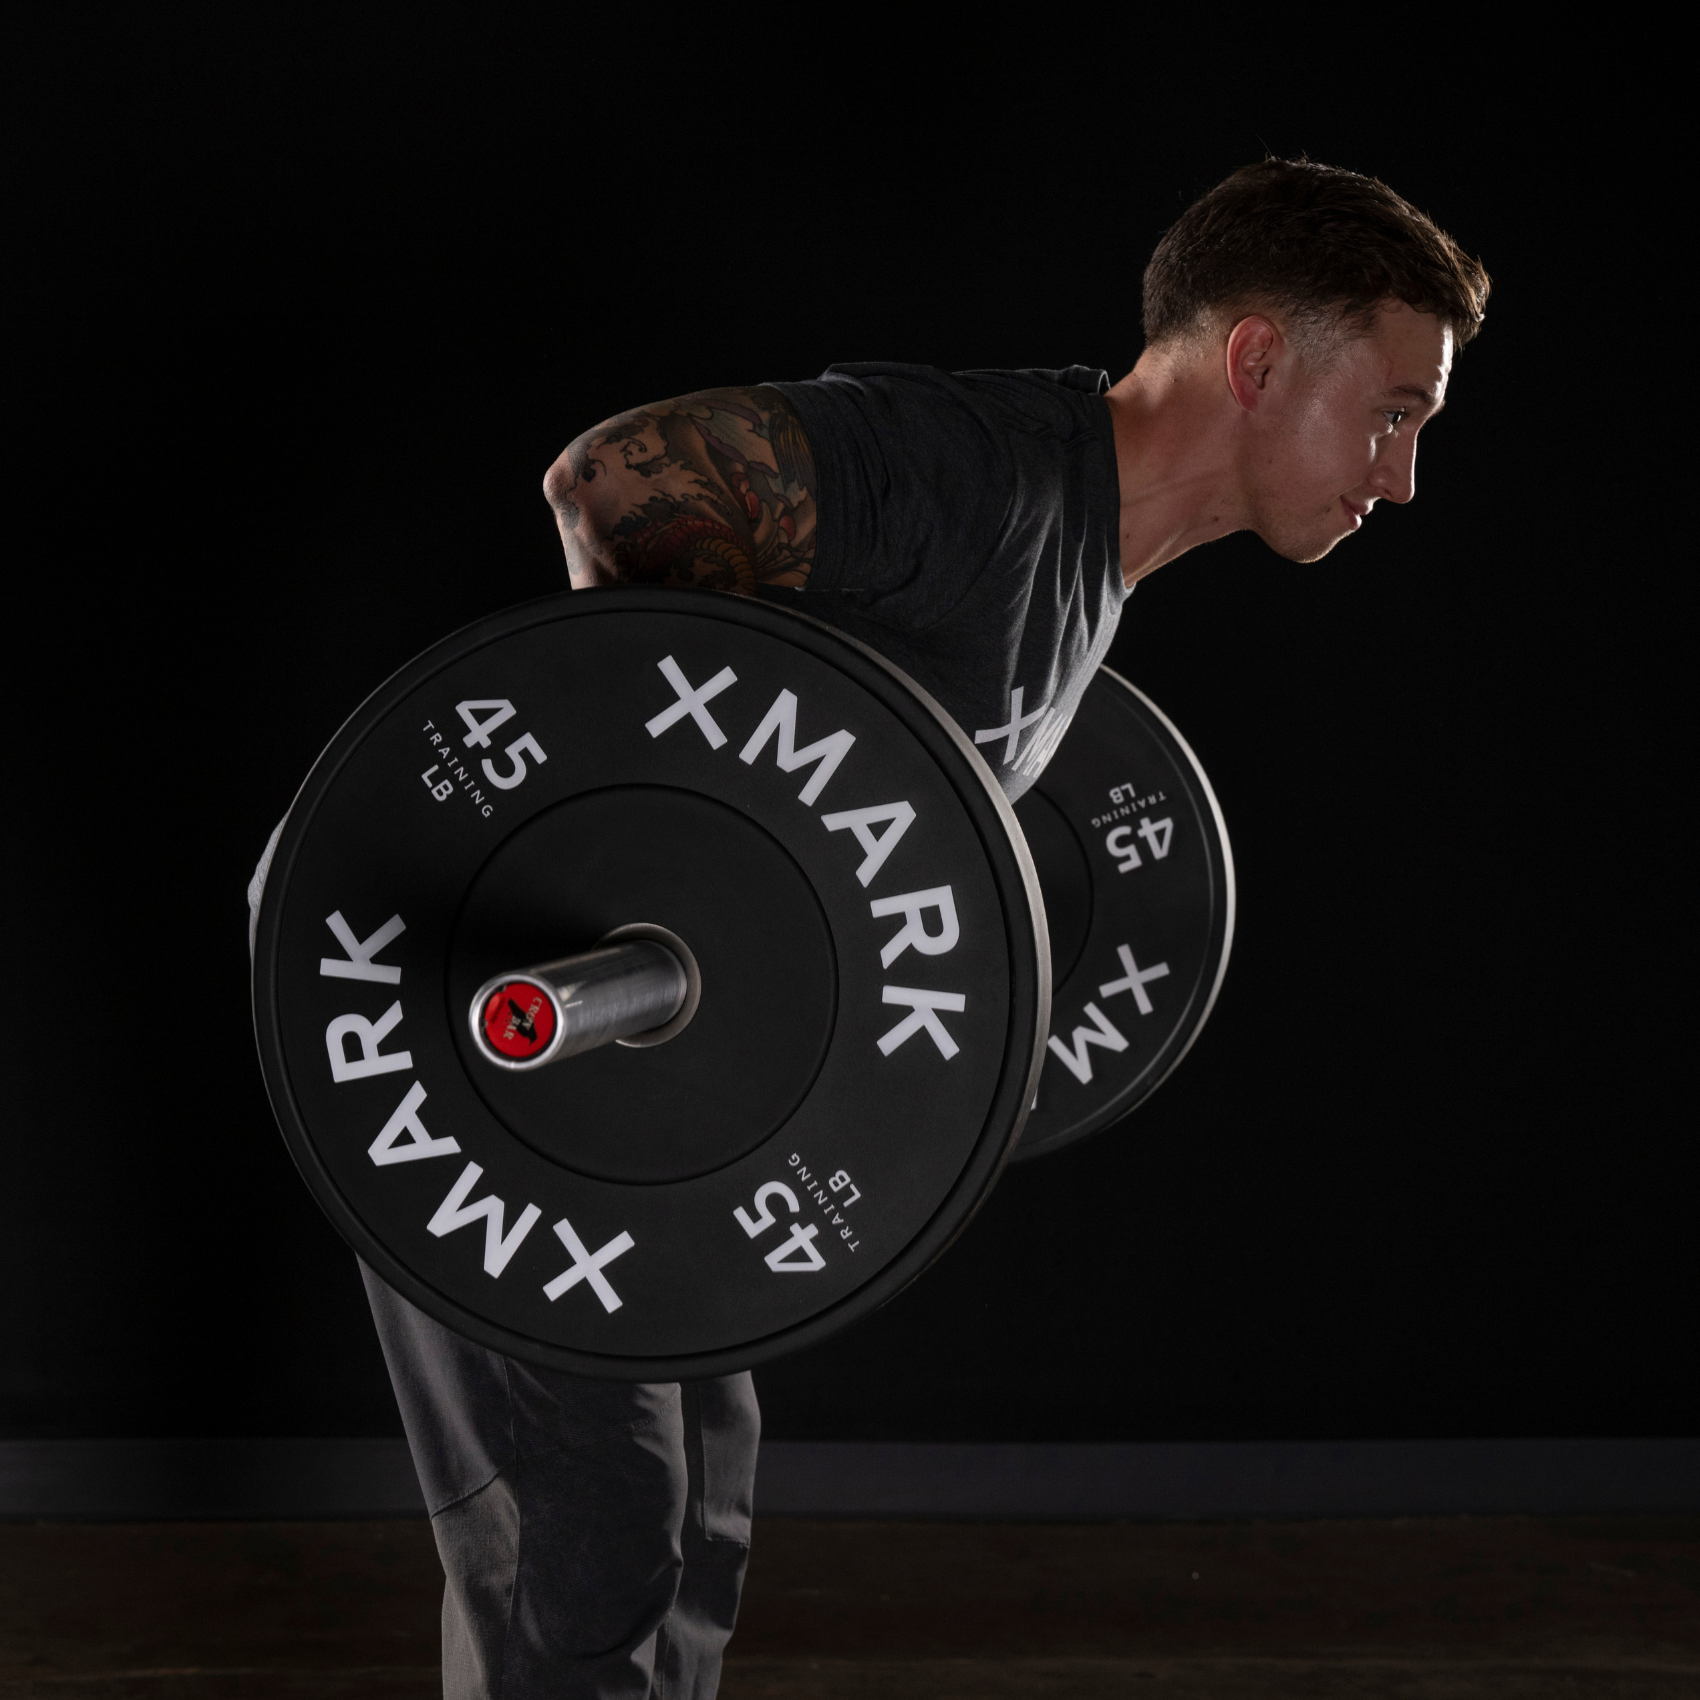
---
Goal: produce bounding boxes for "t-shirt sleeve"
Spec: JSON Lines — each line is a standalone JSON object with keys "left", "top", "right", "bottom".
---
{"left": 766, "top": 364, "right": 1015, "bottom": 624}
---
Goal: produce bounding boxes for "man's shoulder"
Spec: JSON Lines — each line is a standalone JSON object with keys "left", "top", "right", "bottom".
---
{"left": 954, "top": 363, "right": 1110, "bottom": 397}
{"left": 773, "top": 361, "right": 1110, "bottom": 449}
{"left": 789, "top": 361, "right": 1108, "bottom": 401}
{"left": 949, "top": 365, "right": 1111, "bottom": 442}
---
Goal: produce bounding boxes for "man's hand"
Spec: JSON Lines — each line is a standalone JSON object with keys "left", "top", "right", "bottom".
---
{"left": 543, "top": 387, "right": 817, "bottom": 595}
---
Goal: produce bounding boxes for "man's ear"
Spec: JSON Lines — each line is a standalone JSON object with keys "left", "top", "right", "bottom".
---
{"left": 1225, "top": 316, "right": 1281, "bottom": 412}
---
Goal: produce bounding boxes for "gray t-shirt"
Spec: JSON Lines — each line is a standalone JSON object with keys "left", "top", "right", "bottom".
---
{"left": 765, "top": 361, "right": 1127, "bottom": 801}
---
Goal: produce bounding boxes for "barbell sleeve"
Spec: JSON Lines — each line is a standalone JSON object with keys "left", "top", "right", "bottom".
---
{"left": 470, "top": 938, "right": 689, "bottom": 1071}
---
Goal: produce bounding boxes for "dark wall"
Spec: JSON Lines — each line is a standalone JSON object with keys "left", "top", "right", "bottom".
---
{"left": 7, "top": 18, "right": 1686, "bottom": 1441}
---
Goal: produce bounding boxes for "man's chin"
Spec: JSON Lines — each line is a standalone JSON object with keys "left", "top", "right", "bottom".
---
{"left": 1260, "top": 526, "right": 1348, "bottom": 565}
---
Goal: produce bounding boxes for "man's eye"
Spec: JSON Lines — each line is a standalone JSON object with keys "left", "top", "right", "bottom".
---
{"left": 1382, "top": 409, "right": 1409, "bottom": 429}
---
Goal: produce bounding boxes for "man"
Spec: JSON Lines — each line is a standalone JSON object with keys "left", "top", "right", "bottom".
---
{"left": 354, "top": 158, "right": 1488, "bottom": 1698}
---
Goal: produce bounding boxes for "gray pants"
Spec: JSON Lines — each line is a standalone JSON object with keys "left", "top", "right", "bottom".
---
{"left": 361, "top": 1264, "right": 759, "bottom": 1699}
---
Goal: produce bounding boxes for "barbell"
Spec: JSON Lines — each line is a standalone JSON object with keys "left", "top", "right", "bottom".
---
{"left": 251, "top": 588, "right": 1232, "bottom": 1377}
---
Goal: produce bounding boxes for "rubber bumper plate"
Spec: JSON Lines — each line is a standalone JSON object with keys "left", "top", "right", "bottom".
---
{"left": 1012, "top": 667, "right": 1233, "bottom": 1160}
{"left": 252, "top": 588, "right": 1047, "bottom": 1378}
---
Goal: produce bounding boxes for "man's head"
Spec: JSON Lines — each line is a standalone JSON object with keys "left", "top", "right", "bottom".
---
{"left": 1142, "top": 159, "right": 1489, "bottom": 562}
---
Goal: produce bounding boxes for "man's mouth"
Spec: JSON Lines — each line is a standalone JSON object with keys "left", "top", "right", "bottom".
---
{"left": 1340, "top": 497, "right": 1368, "bottom": 531}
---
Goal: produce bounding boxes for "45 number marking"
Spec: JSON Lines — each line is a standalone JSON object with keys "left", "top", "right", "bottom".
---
{"left": 419, "top": 699, "right": 551, "bottom": 818}
{"left": 1105, "top": 814, "right": 1173, "bottom": 874}
{"left": 454, "top": 699, "right": 550, "bottom": 791}
{"left": 734, "top": 1181, "right": 828, "bottom": 1273}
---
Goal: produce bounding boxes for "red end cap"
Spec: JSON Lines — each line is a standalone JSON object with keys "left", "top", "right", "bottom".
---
{"left": 480, "top": 981, "right": 557, "bottom": 1060}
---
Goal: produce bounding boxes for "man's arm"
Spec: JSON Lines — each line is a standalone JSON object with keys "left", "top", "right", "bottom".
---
{"left": 543, "top": 386, "right": 818, "bottom": 595}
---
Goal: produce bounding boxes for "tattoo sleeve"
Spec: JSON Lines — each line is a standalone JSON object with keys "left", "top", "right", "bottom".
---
{"left": 544, "top": 386, "right": 818, "bottom": 595}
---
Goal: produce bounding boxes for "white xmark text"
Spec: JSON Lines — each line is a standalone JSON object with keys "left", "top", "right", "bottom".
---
{"left": 643, "top": 653, "right": 970, "bottom": 1065}
{"left": 1045, "top": 940, "right": 1171, "bottom": 1086}
{"left": 974, "top": 687, "right": 1053, "bottom": 768}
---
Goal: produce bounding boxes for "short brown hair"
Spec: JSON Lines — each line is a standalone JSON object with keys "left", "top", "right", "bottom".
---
{"left": 1142, "top": 158, "right": 1490, "bottom": 354}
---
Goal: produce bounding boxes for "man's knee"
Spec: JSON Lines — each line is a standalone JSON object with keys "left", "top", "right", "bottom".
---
{"left": 435, "top": 1416, "right": 694, "bottom": 1698}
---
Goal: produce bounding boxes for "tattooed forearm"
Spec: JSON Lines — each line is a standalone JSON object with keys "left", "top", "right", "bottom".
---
{"left": 542, "top": 387, "right": 818, "bottom": 595}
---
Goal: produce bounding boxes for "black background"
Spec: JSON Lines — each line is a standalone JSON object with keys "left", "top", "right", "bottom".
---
{"left": 7, "top": 17, "right": 1687, "bottom": 1443}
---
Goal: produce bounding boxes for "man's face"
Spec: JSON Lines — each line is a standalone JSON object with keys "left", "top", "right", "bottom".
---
{"left": 1246, "top": 302, "right": 1454, "bottom": 563}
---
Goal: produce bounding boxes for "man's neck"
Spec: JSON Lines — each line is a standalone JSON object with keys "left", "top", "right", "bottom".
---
{"left": 1105, "top": 349, "right": 1246, "bottom": 589}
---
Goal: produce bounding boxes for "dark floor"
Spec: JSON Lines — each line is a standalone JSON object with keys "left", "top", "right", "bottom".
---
{"left": 0, "top": 1515, "right": 1695, "bottom": 1697}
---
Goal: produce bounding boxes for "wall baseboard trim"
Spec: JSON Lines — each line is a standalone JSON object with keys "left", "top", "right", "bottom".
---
{"left": 755, "top": 1439, "right": 1700, "bottom": 1520}
{"left": 3, "top": 1437, "right": 1696, "bottom": 1523}
{"left": 0, "top": 1439, "right": 422, "bottom": 1522}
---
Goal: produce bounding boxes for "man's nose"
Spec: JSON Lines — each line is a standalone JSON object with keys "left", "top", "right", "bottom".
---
{"left": 1372, "top": 436, "right": 1418, "bottom": 505}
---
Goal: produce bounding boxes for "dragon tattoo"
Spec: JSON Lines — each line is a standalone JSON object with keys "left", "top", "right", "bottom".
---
{"left": 548, "top": 387, "right": 818, "bottom": 594}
